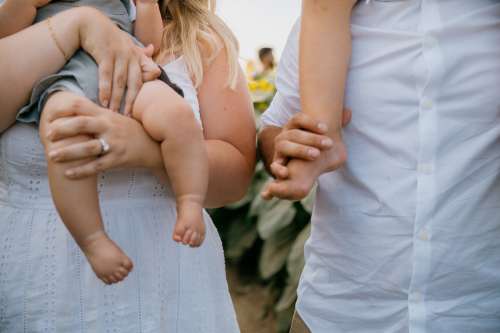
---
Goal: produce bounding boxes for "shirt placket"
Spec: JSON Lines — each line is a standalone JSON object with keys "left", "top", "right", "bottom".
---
{"left": 409, "top": 1, "right": 444, "bottom": 332}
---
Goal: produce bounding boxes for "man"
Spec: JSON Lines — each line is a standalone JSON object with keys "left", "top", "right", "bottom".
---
{"left": 259, "top": 1, "right": 500, "bottom": 332}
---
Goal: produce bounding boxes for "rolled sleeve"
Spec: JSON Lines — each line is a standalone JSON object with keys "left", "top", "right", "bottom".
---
{"left": 261, "top": 19, "right": 302, "bottom": 129}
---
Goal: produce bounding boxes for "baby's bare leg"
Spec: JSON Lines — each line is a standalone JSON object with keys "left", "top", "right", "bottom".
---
{"left": 133, "top": 81, "right": 208, "bottom": 247}
{"left": 40, "top": 92, "right": 133, "bottom": 284}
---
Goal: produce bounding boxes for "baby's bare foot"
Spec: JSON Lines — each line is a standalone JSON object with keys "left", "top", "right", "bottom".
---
{"left": 80, "top": 231, "right": 133, "bottom": 285}
{"left": 173, "top": 197, "right": 205, "bottom": 247}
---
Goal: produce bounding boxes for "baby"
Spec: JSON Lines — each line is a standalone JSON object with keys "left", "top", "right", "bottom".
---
{"left": 0, "top": 0, "right": 208, "bottom": 284}
{"left": 262, "top": 0, "right": 357, "bottom": 200}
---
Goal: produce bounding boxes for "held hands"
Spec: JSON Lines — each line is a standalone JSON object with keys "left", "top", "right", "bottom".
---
{"left": 261, "top": 110, "right": 351, "bottom": 201}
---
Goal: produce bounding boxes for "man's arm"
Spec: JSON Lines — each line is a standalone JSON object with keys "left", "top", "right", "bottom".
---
{"left": 0, "top": 0, "right": 50, "bottom": 38}
{"left": 134, "top": 0, "right": 163, "bottom": 54}
{"left": 300, "top": 0, "right": 356, "bottom": 141}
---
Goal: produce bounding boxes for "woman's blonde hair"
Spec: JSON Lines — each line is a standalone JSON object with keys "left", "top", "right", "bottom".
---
{"left": 158, "top": 0, "right": 240, "bottom": 89}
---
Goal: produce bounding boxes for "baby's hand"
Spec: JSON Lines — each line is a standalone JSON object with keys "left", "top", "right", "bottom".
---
{"left": 140, "top": 44, "right": 161, "bottom": 82}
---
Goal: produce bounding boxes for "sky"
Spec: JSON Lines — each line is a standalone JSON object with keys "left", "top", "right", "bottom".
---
{"left": 216, "top": 0, "right": 301, "bottom": 61}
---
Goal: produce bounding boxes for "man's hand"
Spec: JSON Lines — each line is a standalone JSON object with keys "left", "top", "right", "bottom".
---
{"left": 266, "top": 110, "right": 351, "bottom": 179}
{"left": 259, "top": 109, "right": 351, "bottom": 200}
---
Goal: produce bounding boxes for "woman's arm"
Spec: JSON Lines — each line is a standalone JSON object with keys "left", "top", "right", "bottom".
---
{"left": 134, "top": 0, "right": 163, "bottom": 54}
{"left": 44, "top": 48, "right": 256, "bottom": 208}
{"left": 300, "top": 0, "right": 356, "bottom": 140}
{"left": 0, "top": 7, "right": 159, "bottom": 133}
{"left": 0, "top": 6, "right": 80, "bottom": 131}
{"left": 0, "top": 0, "right": 50, "bottom": 38}
{"left": 198, "top": 48, "right": 256, "bottom": 208}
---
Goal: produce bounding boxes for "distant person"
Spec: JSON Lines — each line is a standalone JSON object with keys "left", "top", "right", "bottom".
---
{"left": 254, "top": 47, "right": 276, "bottom": 81}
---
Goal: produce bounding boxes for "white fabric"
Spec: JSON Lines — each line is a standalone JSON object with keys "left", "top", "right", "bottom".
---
{"left": 0, "top": 59, "right": 239, "bottom": 333}
{"left": 262, "top": 1, "right": 500, "bottom": 332}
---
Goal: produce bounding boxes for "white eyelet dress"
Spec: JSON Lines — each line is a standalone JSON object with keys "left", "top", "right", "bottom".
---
{"left": 0, "top": 58, "right": 240, "bottom": 333}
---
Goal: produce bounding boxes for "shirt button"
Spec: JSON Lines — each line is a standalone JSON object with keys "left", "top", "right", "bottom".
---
{"left": 421, "top": 99, "right": 433, "bottom": 110}
{"left": 418, "top": 163, "right": 434, "bottom": 174}
{"left": 419, "top": 229, "right": 429, "bottom": 241}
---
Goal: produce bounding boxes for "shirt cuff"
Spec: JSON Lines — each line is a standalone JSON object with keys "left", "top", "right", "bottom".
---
{"left": 260, "top": 92, "right": 301, "bottom": 128}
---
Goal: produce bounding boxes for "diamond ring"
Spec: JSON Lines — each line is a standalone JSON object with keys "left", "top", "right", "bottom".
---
{"left": 98, "top": 138, "right": 110, "bottom": 156}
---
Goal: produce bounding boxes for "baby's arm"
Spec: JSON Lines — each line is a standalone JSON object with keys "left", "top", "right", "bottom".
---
{"left": 133, "top": 0, "right": 163, "bottom": 54}
{"left": 300, "top": 0, "right": 357, "bottom": 142}
{"left": 0, "top": 0, "right": 51, "bottom": 38}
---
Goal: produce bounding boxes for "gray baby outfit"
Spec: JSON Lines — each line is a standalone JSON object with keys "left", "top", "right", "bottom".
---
{"left": 17, "top": 0, "right": 135, "bottom": 123}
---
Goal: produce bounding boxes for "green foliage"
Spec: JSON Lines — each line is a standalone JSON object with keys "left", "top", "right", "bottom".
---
{"left": 210, "top": 160, "right": 315, "bottom": 332}
{"left": 209, "top": 77, "right": 314, "bottom": 332}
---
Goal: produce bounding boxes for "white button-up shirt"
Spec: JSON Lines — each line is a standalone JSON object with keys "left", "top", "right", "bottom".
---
{"left": 261, "top": 1, "right": 500, "bottom": 331}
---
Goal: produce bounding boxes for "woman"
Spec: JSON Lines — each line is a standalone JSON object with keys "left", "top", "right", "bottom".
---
{"left": 0, "top": 2, "right": 255, "bottom": 332}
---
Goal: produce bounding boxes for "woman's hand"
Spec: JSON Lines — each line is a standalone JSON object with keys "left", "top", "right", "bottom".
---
{"left": 44, "top": 94, "right": 163, "bottom": 179}
{"left": 77, "top": 8, "right": 160, "bottom": 115}
{"left": 4, "top": 0, "right": 52, "bottom": 9}
{"left": 265, "top": 109, "right": 351, "bottom": 180}
{"left": 32, "top": 0, "right": 52, "bottom": 7}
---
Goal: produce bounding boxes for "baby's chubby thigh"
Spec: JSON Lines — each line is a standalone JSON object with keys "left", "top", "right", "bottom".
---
{"left": 132, "top": 80, "right": 197, "bottom": 142}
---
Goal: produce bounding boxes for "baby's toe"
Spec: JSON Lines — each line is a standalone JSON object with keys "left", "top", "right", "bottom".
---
{"left": 118, "top": 266, "right": 129, "bottom": 276}
{"left": 173, "top": 227, "right": 185, "bottom": 242}
{"left": 114, "top": 272, "right": 125, "bottom": 282}
{"left": 182, "top": 229, "right": 193, "bottom": 245}
{"left": 122, "top": 258, "right": 133, "bottom": 272}
{"left": 173, "top": 233, "right": 182, "bottom": 242}
{"left": 189, "top": 232, "right": 199, "bottom": 247}
{"left": 108, "top": 275, "right": 118, "bottom": 284}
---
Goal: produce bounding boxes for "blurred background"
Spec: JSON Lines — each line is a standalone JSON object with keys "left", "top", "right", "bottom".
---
{"left": 210, "top": 2, "right": 312, "bottom": 333}
{"left": 217, "top": 0, "right": 301, "bottom": 61}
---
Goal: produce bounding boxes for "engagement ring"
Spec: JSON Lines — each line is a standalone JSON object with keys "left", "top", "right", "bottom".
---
{"left": 98, "top": 138, "right": 110, "bottom": 156}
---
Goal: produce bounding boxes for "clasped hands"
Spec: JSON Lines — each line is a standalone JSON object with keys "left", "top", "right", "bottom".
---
{"left": 261, "top": 109, "right": 351, "bottom": 201}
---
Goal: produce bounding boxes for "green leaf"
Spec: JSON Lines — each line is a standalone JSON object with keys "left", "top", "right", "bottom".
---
{"left": 300, "top": 186, "right": 317, "bottom": 214}
{"left": 287, "top": 224, "right": 310, "bottom": 278}
{"left": 259, "top": 223, "right": 300, "bottom": 279}
{"left": 275, "top": 305, "right": 295, "bottom": 333}
{"left": 249, "top": 191, "right": 273, "bottom": 217}
{"left": 275, "top": 283, "right": 298, "bottom": 313}
{"left": 225, "top": 217, "right": 259, "bottom": 261}
{"left": 275, "top": 224, "right": 311, "bottom": 312}
{"left": 257, "top": 199, "right": 296, "bottom": 240}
